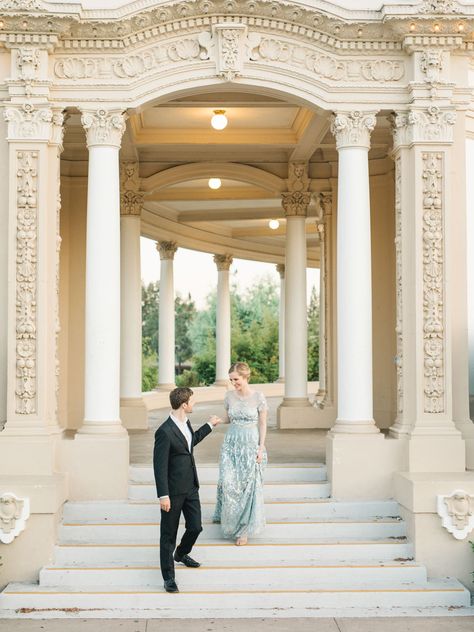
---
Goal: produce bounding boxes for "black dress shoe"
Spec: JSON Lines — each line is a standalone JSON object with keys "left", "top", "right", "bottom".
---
{"left": 164, "top": 578, "right": 179, "bottom": 593}
{"left": 174, "top": 552, "right": 201, "bottom": 568}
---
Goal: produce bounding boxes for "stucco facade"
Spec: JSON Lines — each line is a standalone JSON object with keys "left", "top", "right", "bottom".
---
{"left": 1, "top": 0, "right": 474, "bottom": 614}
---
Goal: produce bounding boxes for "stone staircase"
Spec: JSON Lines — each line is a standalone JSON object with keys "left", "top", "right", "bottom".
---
{"left": 0, "top": 463, "right": 470, "bottom": 616}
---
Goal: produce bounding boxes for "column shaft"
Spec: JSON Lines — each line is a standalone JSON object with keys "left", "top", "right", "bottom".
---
{"left": 214, "top": 254, "right": 233, "bottom": 385}
{"left": 316, "top": 225, "right": 326, "bottom": 401}
{"left": 276, "top": 264, "right": 285, "bottom": 382}
{"left": 158, "top": 242, "right": 177, "bottom": 389}
{"left": 285, "top": 216, "right": 308, "bottom": 399}
{"left": 120, "top": 214, "right": 142, "bottom": 398}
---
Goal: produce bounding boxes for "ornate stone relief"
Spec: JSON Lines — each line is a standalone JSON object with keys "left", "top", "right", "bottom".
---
{"left": 214, "top": 254, "right": 233, "bottom": 271}
{"left": 81, "top": 109, "right": 126, "bottom": 148}
{"left": 4, "top": 102, "right": 53, "bottom": 141}
{"left": 0, "top": 494, "right": 30, "bottom": 544}
{"left": 420, "top": 0, "right": 461, "bottom": 13}
{"left": 330, "top": 111, "right": 376, "bottom": 150}
{"left": 394, "top": 156, "right": 403, "bottom": 416}
{"left": 281, "top": 162, "right": 311, "bottom": 217}
{"left": 422, "top": 152, "right": 445, "bottom": 414}
{"left": 1, "top": 0, "right": 43, "bottom": 9}
{"left": 16, "top": 47, "right": 41, "bottom": 93}
{"left": 437, "top": 490, "right": 474, "bottom": 539}
{"left": 197, "top": 23, "right": 260, "bottom": 81}
{"left": 120, "top": 162, "right": 144, "bottom": 216}
{"left": 420, "top": 49, "right": 444, "bottom": 83}
{"left": 392, "top": 106, "right": 455, "bottom": 147}
{"left": 14, "top": 150, "right": 38, "bottom": 415}
{"left": 157, "top": 241, "right": 178, "bottom": 260}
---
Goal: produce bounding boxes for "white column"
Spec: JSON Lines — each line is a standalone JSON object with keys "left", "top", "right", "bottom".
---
{"left": 316, "top": 222, "right": 326, "bottom": 403}
{"left": 120, "top": 162, "right": 144, "bottom": 400}
{"left": 157, "top": 241, "right": 177, "bottom": 389}
{"left": 330, "top": 111, "right": 379, "bottom": 434}
{"left": 214, "top": 254, "right": 233, "bottom": 386}
{"left": 276, "top": 263, "right": 285, "bottom": 382}
{"left": 79, "top": 109, "right": 126, "bottom": 434}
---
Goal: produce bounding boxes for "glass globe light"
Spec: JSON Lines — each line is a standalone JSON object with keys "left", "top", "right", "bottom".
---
{"left": 211, "top": 110, "right": 228, "bottom": 131}
{"left": 208, "top": 177, "right": 222, "bottom": 190}
{"left": 269, "top": 219, "right": 280, "bottom": 230}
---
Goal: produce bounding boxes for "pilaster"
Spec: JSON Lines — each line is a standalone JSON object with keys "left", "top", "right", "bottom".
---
{"left": 389, "top": 96, "right": 465, "bottom": 472}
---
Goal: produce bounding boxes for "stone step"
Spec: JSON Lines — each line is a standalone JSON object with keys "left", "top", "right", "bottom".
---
{"left": 62, "top": 499, "right": 401, "bottom": 523}
{"left": 38, "top": 562, "right": 427, "bottom": 588}
{"left": 128, "top": 481, "right": 331, "bottom": 502}
{"left": 129, "top": 463, "right": 327, "bottom": 484}
{"left": 1, "top": 579, "right": 470, "bottom": 611}
{"left": 58, "top": 519, "right": 406, "bottom": 543}
{"left": 54, "top": 539, "right": 415, "bottom": 566}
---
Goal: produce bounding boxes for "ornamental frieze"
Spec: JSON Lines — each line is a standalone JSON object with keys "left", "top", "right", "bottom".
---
{"left": 422, "top": 152, "right": 445, "bottom": 414}
{"left": 0, "top": 493, "right": 30, "bottom": 544}
{"left": 53, "top": 33, "right": 405, "bottom": 85}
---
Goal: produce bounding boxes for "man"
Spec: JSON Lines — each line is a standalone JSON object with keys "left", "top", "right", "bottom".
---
{"left": 153, "top": 386, "right": 221, "bottom": 593}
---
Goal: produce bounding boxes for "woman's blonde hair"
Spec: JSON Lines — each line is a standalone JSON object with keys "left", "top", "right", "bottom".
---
{"left": 228, "top": 361, "right": 251, "bottom": 380}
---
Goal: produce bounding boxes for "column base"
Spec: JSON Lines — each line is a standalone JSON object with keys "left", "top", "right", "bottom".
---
{"left": 156, "top": 383, "right": 175, "bottom": 391}
{"left": 395, "top": 471, "right": 474, "bottom": 588}
{"left": 330, "top": 418, "right": 380, "bottom": 435}
{"left": 327, "top": 432, "right": 405, "bottom": 499}
{"left": 78, "top": 420, "right": 127, "bottom": 435}
{"left": 0, "top": 429, "right": 64, "bottom": 476}
{"left": 120, "top": 397, "right": 148, "bottom": 430}
{"left": 407, "top": 434, "right": 465, "bottom": 472}
{"left": 275, "top": 377, "right": 285, "bottom": 384}
{"left": 213, "top": 379, "right": 230, "bottom": 387}
{"left": 59, "top": 431, "right": 129, "bottom": 500}
{"left": 277, "top": 397, "right": 314, "bottom": 429}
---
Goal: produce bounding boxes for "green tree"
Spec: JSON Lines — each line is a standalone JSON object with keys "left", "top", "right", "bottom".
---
{"left": 142, "top": 281, "right": 159, "bottom": 358}
{"left": 175, "top": 293, "right": 197, "bottom": 372}
{"left": 307, "top": 285, "right": 320, "bottom": 381}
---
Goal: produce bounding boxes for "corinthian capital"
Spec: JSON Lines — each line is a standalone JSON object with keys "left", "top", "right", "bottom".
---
{"left": 157, "top": 241, "right": 178, "bottom": 261}
{"left": 81, "top": 108, "right": 126, "bottom": 149}
{"left": 391, "top": 106, "right": 456, "bottom": 149}
{"left": 330, "top": 111, "right": 377, "bottom": 150}
{"left": 214, "top": 254, "right": 233, "bottom": 271}
{"left": 4, "top": 102, "right": 53, "bottom": 141}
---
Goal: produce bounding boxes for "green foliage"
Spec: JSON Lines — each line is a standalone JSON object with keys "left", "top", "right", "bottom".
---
{"left": 141, "top": 275, "right": 320, "bottom": 391}
{"left": 307, "top": 286, "right": 320, "bottom": 381}
{"left": 175, "top": 293, "right": 197, "bottom": 371}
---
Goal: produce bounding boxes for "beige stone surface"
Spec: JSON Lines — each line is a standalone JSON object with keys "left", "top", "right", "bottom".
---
{"left": 0, "top": 618, "right": 473, "bottom": 631}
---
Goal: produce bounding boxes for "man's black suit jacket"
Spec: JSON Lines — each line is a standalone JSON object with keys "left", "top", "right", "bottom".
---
{"left": 153, "top": 416, "right": 212, "bottom": 498}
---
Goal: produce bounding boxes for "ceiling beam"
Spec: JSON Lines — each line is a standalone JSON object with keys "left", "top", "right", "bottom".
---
{"left": 290, "top": 112, "right": 331, "bottom": 162}
{"left": 147, "top": 187, "right": 277, "bottom": 202}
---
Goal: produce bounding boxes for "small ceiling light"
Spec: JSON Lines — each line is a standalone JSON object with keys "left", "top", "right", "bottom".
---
{"left": 433, "top": 23, "right": 441, "bottom": 33}
{"left": 357, "top": 28, "right": 363, "bottom": 38}
{"left": 458, "top": 23, "right": 465, "bottom": 33}
{"left": 211, "top": 109, "right": 228, "bottom": 131}
{"left": 0, "top": 20, "right": 4, "bottom": 29}
{"left": 409, "top": 22, "right": 416, "bottom": 32}
{"left": 208, "top": 177, "right": 222, "bottom": 190}
{"left": 269, "top": 219, "right": 280, "bottom": 230}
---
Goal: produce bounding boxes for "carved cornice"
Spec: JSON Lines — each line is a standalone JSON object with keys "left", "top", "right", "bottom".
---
{"left": 157, "top": 240, "right": 178, "bottom": 260}
{"left": 120, "top": 161, "right": 144, "bottom": 216}
{"left": 330, "top": 111, "right": 377, "bottom": 150}
{"left": 214, "top": 253, "right": 233, "bottom": 271}
{"left": 391, "top": 106, "right": 456, "bottom": 148}
{"left": 81, "top": 108, "right": 126, "bottom": 148}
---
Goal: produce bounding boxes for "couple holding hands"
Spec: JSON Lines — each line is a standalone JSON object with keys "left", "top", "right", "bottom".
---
{"left": 153, "top": 361, "right": 268, "bottom": 593}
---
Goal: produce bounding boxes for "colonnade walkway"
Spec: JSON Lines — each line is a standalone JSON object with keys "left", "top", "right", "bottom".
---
{"left": 130, "top": 397, "right": 326, "bottom": 464}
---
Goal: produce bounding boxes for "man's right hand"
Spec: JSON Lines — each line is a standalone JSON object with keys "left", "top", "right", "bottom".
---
{"left": 209, "top": 415, "right": 222, "bottom": 427}
{"left": 160, "top": 497, "right": 171, "bottom": 512}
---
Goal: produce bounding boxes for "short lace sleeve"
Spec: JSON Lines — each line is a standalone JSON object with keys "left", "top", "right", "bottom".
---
{"left": 223, "top": 391, "right": 230, "bottom": 411}
{"left": 257, "top": 391, "right": 268, "bottom": 412}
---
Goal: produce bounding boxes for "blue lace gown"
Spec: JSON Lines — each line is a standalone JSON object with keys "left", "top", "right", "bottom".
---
{"left": 213, "top": 390, "right": 268, "bottom": 539}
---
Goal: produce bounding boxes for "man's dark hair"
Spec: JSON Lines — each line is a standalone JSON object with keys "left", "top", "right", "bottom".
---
{"left": 169, "top": 387, "right": 193, "bottom": 410}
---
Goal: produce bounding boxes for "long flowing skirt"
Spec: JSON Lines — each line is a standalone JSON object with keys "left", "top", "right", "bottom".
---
{"left": 213, "top": 423, "right": 267, "bottom": 539}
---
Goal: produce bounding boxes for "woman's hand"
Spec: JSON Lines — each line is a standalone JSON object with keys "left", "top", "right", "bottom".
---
{"left": 256, "top": 447, "right": 264, "bottom": 463}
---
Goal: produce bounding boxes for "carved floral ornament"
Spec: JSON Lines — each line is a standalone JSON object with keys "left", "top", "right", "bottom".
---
{"left": 0, "top": 493, "right": 30, "bottom": 544}
{"left": 391, "top": 106, "right": 456, "bottom": 148}
{"left": 437, "top": 490, "right": 474, "bottom": 539}
{"left": 330, "top": 111, "right": 377, "bottom": 150}
{"left": 214, "top": 254, "right": 233, "bottom": 271}
{"left": 120, "top": 161, "right": 144, "bottom": 216}
{"left": 157, "top": 240, "right": 178, "bottom": 260}
{"left": 81, "top": 109, "right": 126, "bottom": 148}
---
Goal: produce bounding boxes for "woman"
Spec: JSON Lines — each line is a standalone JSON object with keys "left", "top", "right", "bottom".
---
{"left": 213, "top": 362, "right": 268, "bottom": 545}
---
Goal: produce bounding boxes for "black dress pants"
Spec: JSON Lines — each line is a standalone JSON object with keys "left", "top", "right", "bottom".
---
{"left": 159, "top": 486, "right": 203, "bottom": 581}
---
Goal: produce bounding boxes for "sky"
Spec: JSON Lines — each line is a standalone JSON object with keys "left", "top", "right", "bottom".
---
{"left": 140, "top": 237, "right": 319, "bottom": 309}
